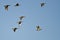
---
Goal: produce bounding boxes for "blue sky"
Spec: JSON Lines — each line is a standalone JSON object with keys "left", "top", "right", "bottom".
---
{"left": 0, "top": 0, "right": 60, "bottom": 40}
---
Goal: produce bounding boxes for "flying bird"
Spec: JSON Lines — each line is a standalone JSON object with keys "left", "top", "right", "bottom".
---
{"left": 36, "top": 26, "right": 42, "bottom": 31}
{"left": 40, "top": 3, "right": 46, "bottom": 7}
{"left": 15, "top": 3, "right": 20, "bottom": 6}
{"left": 19, "top": 16, "right": 25, "bottom": 20}
{"left": 17, "top": 21, "right": 22, "bottom": 27}
{"left": 4, "top": 5, "right": 10, "bottom": 11}
{"left": 17, "top": 21, "right": 22, "bottom": 24}
{"left": 12, "top": 27, "right": 18, "bottom": 32}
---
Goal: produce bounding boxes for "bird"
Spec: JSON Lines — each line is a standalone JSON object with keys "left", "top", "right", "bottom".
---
{"left": 40, "top": 2, "right": 46, "bottom": 7}
{"left": 36, "top": 25, "right": 42, "bottom": 31}
{"left": 17, "top": 21, "right": 22, "bottom": 25}
{"left": 17, "top": 21, "right": 22, "bottom": 27}
{"left": 19, "top": 16, "right": 25, "bottom": 20}
{"left": 4, "top": 5, "right": 10, "bottom": 11}
{"left": 15, "top": 3, "right": 20, "bottom": 6}
{"left": 12, "top": 27, "right": 18, "bottom": 32}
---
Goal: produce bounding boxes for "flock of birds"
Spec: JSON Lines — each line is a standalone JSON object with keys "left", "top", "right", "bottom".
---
{"left": 4, "top": 2, "right": 45, "bottom": 11}
{"left": 4, "top": 2, "right": 46, "bottom": 32}
{"left": 12, "top": 16, "right": 42, "bottom": 32}
{"left": 12, "top": 16, "right": 25, "bottom": 32}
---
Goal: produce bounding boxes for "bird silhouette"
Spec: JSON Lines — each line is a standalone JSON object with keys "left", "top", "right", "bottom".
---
{"left": 15, "top": 3, "right": 20, "bottom": 6}
{"left": 36, "top": 26, "right": 42, "bottom": 31}
{"left": 17, "top": 21, "right": 22, "bottom": 27}
{"left": 19, "top": 16, "right": 25, "bottom": 20}
{"left": 12, "top": 27, "right": 18, "bottom": 32}
{"left": 4, "top": 5, "right": 10, "bottom": 11}
{"left": 17, "top": 21, "right": 22, "bottom": 24}
{"left": 40, "top": 3, "right": 45, "bottom": 7}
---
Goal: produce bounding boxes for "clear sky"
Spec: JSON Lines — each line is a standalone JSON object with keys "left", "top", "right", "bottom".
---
{"left": 0, "top": 0, "right": 60, "bottom": 40}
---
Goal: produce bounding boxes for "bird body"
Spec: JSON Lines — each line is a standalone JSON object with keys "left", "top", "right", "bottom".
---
{"left": 15, "top": 3, "right": 20, "bottom": 6}
{"left": 17, "top": 21, "right": 22, "bottom": 24}
{"left": 36, "top": 26, "right": 42, "bottom": 31}
{"left": 4, "top": 5, "right": 10, "bottom": 11}
{"left": 40, "top": 3, "right": 45, "bottom": 7}
{"left": 12, "top": 28, "right": 18, "bottom": 32}
{"left": 17, "top": 21, "right": 22, "bottom": 27}
{"left": 19, "top": 16, "right": 25, "bottom": 20}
